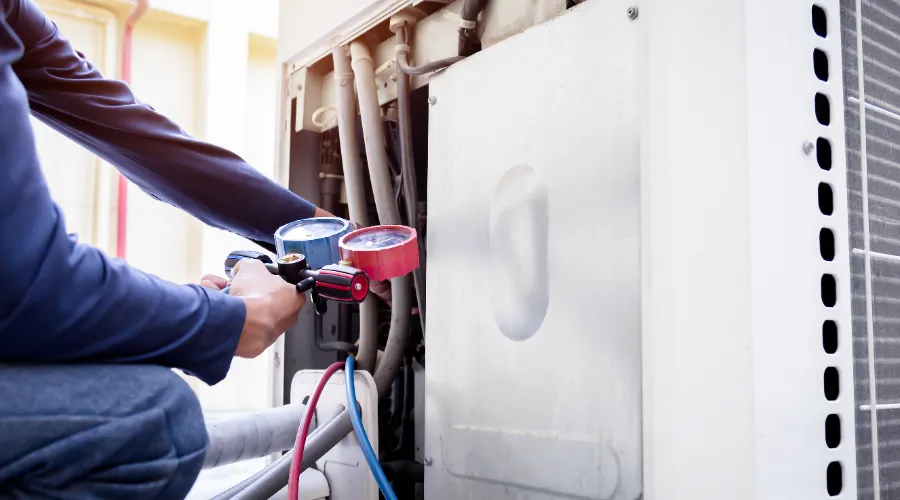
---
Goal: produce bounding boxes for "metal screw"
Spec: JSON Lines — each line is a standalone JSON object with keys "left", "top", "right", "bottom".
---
{"left": 428, "top": 96, "right": 437, "bottom": 106}
{"left": 297, "top": 83, "right": 303, "bottom": 91}
{"left": 626, "top": 6, "right": 638, "bottom": 20}
{"left": 424, "top": 457, "right": 433, "bottom": 466}
{"left": 803, "top": 141, "right": 815, "bottom": 155}
{"left": 354, "top": 283, "right": 362, "bottom": 291}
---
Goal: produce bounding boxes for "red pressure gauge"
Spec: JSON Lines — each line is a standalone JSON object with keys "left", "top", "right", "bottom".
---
{"left": 338, "top": 225, "right": 419, "bottom": 281}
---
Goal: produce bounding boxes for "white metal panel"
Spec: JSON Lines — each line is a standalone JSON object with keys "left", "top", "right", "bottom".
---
{"left": 746, "top": 0, "right": 856, "bottom": 497}
{"left": 425, "top": 1, "right": 642, "bottom": 498}
{"left": 639, "top": 0, "right": 856, "bottom": 499}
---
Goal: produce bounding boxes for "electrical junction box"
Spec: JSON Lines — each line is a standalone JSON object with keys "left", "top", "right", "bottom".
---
{"left": 424, "top": 1, "right": 642, "bottom": 498}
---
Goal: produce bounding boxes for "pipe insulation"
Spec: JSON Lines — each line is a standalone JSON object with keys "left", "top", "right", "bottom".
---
{"left": 350, "top": 41, "right": 402, "bottom": 227}
{"left": 350, "top": 40, "right": 413, "bottom": 393}
{"left": 395, "top": 26, "right": 427, "bottom": 335}
{"left": 224, "top": 409, "right": 353, "bottom": 500}
{"left": 333, "top": 46, "right": 370, "bottom": 228}
{"left": 211, "top": 405, "right": 345, "bottom": 500}
{"left": 333, "top": 46, "right": 379, "bottom": 373}
{"left": 203, "top": 403, "right": 308, "bottom": 469}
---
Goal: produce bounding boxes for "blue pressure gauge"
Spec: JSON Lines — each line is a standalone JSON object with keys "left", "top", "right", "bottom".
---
{"left": 274, "top": 217, "right": 353, "bottom": 270}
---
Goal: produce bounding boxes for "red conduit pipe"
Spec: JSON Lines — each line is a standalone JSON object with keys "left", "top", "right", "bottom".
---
{"left": 116, "top": 0, "right": 149, "bottom": 259}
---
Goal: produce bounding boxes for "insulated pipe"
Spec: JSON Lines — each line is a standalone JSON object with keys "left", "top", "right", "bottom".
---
{"left": 349, "top": 42, "right": 401, "bottom": 227}
{"left": 333, "top": 47, "right": 370, "bottom": 227}
{"left": 202, "top": 403, "right": 308, "bottom": 470}
{"left": 222, "top": 407, "right": 351, "bottom": 500}
{"left": 350, "top": 39, "right": 412, "bottom": 392}
{"left": 212, "top": 405, "right": 345, "bottom": 500}
{"left": 333, "top": 46, "right": 378, "bottom": 373}
{"left": 394, "top": 26, "right": 427, "bottom": 335}
{"left": 116, "top": 0, "right": 149, "bottom": 259}
{"left": 374, "top": 277, "right": 411, "bottom": 392}
{"left": 458, "top": 0, "right": 488, "bottom": 57}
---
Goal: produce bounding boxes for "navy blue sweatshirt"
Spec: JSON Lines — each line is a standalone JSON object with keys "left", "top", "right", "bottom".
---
{"left": 0, "top": 0, "right": 316, "bottom": 385}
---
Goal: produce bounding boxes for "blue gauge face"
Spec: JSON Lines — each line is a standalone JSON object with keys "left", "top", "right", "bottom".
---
{"left": 275, "top": 218, "right": 352, "bottom": 268}
{"left": 344, "top": 228, "right": 412, "bottom": 250}
{"left": 282, "top": 219, "right": 346, "bottom": 241}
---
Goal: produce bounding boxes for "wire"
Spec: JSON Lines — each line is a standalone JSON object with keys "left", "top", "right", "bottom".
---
{"left": 398, "top": 52, "right": 464, "bottom": 76}
{"left": 396, "top": 27, "right": 464, "bottom": 76}
{"left": 345, "top": 356, "right": 398, "bottom": 500}
{"left": 288, "top": 361, "right": 345, "bottom": 500}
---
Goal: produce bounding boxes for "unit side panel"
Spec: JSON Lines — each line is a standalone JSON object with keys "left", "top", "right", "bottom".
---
{"left": 425, "top": 1, "right": 641, "bottom": 499}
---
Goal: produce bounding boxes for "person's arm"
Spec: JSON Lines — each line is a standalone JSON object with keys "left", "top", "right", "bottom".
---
{"left": 5, "top": 0, "right": 327, "bottom": 249}
{"left": 0, "top": 8, "right": 303, "bottom": 384}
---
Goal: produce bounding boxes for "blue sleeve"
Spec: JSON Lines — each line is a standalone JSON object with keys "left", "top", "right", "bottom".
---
{"left": 0, "top": 4, "right": 247, "bottom": 385}
{"left": 6, "top": 0, "right": 316, "bottom": 246}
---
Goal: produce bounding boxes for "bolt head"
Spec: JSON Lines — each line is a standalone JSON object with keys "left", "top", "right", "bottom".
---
{"left": 354, "top": 283, "right": 362, "bottom": 291}
{"left": 297, "top": 83, "right": 304, "bottom": 91}
{"left": 424, "top": 457, "right": 433, "bottom": 466}
{"left": 627, "top": 6, "right": 639, "bottom": 19}
{"left": 428, "top": 96, "right": 437, "bottom": 106}
{"left": 803, "top": 141, "right": 815, "bottom": 155}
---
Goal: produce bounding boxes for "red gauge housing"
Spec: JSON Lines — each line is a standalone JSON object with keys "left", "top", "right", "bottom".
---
{"left": 338, "top": 225, "right": 419, "bottom": 281}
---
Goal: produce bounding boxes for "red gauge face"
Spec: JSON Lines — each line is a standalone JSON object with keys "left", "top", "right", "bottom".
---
{"left": 341, "top": 227, "right": 412, "bottom": 250}
{"left": 339, "top": 225, "right": 419, "bottom": 282}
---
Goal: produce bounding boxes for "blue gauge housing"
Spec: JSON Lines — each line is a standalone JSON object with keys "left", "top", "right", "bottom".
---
{"left": 274, "top": 217, "right": 352, "bottom": 269}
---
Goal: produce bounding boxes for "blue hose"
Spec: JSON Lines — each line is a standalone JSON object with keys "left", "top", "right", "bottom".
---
{"left": 345, "top": 356, "right": 398, "bottom": 500}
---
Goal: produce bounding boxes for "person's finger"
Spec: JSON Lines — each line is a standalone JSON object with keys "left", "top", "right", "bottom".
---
{"left": 200, "top": 274, "right": 228, "bottom": 289}
{"left": 232, "top": 258, "right": 266, "bottom": 278}
{"left": 200, "top": 279, "right": 219, "bottom": 290}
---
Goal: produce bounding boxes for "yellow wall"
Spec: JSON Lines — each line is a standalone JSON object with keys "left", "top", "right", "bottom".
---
{"left": 127, "top": 17, "right": 205, "bottom": 285}
{"left": 30, "top": 0, "right": 282, "bottom": 414}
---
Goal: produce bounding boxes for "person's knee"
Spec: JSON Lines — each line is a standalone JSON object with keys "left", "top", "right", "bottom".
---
{"left": 134, "top": 366, "right": 209, "bottom": 459}
{"left": 96, "top": 366, "right": 208, "bottom": 499}
{"left": 0, "top": 365, "right": 209, "bottom": 499}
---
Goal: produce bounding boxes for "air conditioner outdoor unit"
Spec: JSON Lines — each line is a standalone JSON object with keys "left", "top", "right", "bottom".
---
{"left": 265, "top": 0, "right": 900, "bottom": 498}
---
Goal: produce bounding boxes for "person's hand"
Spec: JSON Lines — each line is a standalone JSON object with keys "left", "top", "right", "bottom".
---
{"left": 200, "top": 259, "right": 304, "bottom": 358}
{"left": 199, "top": 274, "right": 228, "bottom": 290}
{"left": 369, "top": 278, "right": 419, "bottom": 315}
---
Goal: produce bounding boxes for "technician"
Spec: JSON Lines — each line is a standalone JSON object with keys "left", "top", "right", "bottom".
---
{"left": 0, "top": 0, "right": 326, "bottom": 498}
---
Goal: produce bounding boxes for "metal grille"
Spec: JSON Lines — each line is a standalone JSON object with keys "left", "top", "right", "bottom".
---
{"left": 841, "top": 0, "right": 900, "bottom": 497}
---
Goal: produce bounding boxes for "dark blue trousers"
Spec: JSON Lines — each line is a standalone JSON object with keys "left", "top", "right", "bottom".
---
{"left": 0, "top": 365, "right": 208, "bottom": 499}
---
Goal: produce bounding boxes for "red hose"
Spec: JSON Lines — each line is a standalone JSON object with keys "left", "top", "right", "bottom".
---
{"left": 116, "top": 0, "right": 149, "bottom": 259}
{"left": 288, "top": 361, "right": 345, "bottom": 499}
